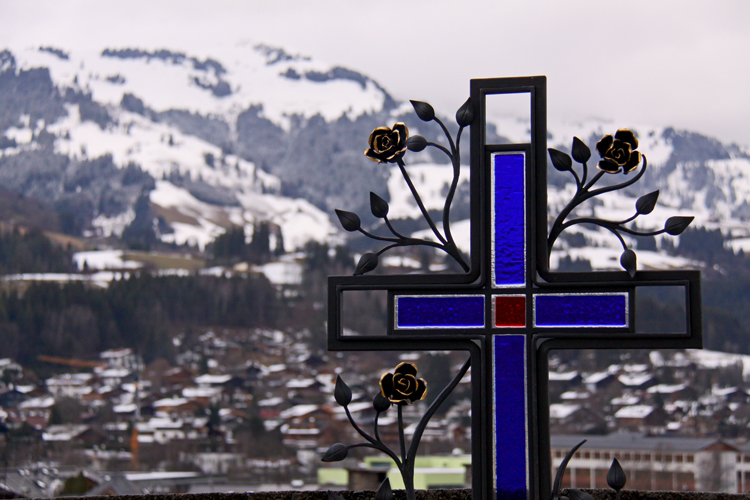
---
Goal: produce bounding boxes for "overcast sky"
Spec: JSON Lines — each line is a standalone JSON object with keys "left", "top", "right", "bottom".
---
{"left": 2, "top": 0, "right": 749, "bottom": 146}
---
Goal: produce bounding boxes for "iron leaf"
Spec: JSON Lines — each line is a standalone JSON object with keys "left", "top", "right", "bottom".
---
{"left": 620, "top": 249, "right": 637, "bottom": 278}
{"left": 548, "top": 149, "right": 572, "bottom": 172}
{"left": 571, "top": 137, "right": 591, "bottom": 163}
{"left": 335, "top": 209, "right": 361, "bottom": 232}
{"left": 370, "top": 192, "right": 390, "bottom": 218}
{"left": 375, "top": 478, "right": 394, "bottom": 500}
{"left": 321, "top": 443, "right": 349, "bottom": 462}
{"left": 354, "top": 252, "right": 378, "bottom": 276}
{"left": 664, "top": 216, "right": 694, "bottom": 235}
{"left": 410, "top": 100, "right": 435, "bottom": 121}
{"left": 406, "top": 135, "right": 428, "bottom": 152}
{"left": 607, "top": 457, "right": 627, "bottom": 491}
{"left": 636, "top": 190, "right": 659, "bottom": 215}
{"left": 334, "top": 375, "right": 352, "bottom": 407}
{"left": 373, "top": 392, "right": 391, "bottom": 413}
{"left": 456, "top": 97, "right": 474, "bottom": 127}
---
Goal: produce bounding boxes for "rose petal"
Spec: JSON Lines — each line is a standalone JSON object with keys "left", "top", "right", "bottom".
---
{"left": 368, "top": 127, "right": 391, "bottom": 149}
{"left": 394, "top": 374, "right": 416, "bottom": 396}
{"left": 410, "top": 379, "right": 427, "bottom": 403}
{"left": 623, "top": 151, "right": 641, "bottom": 173}
{"left": 597, "top": 159, "right": 621, "bottom": 173}
{"left": 394, "top": 362, "right": 418, "bottom": 377}
{"left": 380, "top": 373, "right": 394, "bottom": 398}
{"left": 615, "top": 129, "right": 638, "bottom": 150}
{"left": 365, "top": 149, "right": 387, "bottom": 163}
{"left": 596, "top": 135, "right": 613, "bottom": 157}
{"left": 392, "top": 123, "right": 409, "bottom": 145}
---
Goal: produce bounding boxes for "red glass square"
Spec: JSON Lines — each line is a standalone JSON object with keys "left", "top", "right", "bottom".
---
{"left": 495, "top": 296, "right": 526, "bottom": 327}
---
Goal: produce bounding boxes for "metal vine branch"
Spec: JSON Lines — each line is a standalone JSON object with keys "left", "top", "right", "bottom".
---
{"left": 335, "top": 99, "right": 473, "bottom": 275}
{"left": 547, "top": 130, "right": 694, "bottom": 277}
{"left": 322, "top": 360, "right": 471, "bottom": 500}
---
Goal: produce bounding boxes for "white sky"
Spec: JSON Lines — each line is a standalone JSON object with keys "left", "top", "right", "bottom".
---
{"left": 2, "top": 0, "right": 749, "bottom": 146}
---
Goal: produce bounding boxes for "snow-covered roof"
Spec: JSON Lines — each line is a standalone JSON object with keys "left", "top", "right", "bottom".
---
{"left": 182, "top": 387, "right": 223, "bottom": 398}
{"left": 618, "top": 374, "right": 654, "bottom": 387}
{"left": 194, "top": 374, "right": 232, "bottom": 385}
{"left": 647, "top": 383, "right": 688, "bottom": 394}
{"left": 18, "top": 396, "right": 55, "bottom": 409}
{"left": 583, "top": 372, "right": 611, "bottom": 384}
{"left": 153, "top": 397, "right": 189, "bottom": 407}
{"left": 286, "top": 378, "right": 316, "bottom": 389}
{"left": 615, "top": 405, "right": 656, "bottom": 419}
{"left": 279, "top": 404, "right": 319, "bottom": 419}
{"left": 257, "top": 397, "right": 284, "bottom": 407}
{"left": 42, "top": 424, "right": 90, "bottom": 441}
{"left": 549, "top": 404, "right": 581, "bottom": 419}
{"left": 560, "top": 391, "right": 589, "bottom": 400}
{"left": 548, "top": 371, "right": 579, "bottom": 382}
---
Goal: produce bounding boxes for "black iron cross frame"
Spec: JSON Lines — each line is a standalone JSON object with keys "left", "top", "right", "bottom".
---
{"left": 327, "top": 76, "right": 701, "bottom": 500}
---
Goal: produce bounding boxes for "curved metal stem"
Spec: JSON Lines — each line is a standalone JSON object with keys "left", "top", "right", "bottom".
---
{"left": 398, "top": 404, "right": 407, "bottom": 463}
{"left": 384, "top": 217, "right": 408, "bottom": 239}
{"left": 570, "top": 168, "right": 582, "bottom": 192}
{"left": 344, "top": 405, "right": 377, "bottom": 445}
{"left": 344, "top": 406, "right": 403, "bottom": 468}
{"left": 426, "top": 142, "right": 452, "bottom": 159}
{"left": 618, "top": 226, "right": 667, "bottom": 237}
{"left": 406, "top": 357, "right": 471, "bottom": 469}
{"left": 579, "top": 161, "right": 589, "bottom": 188}
{"left": 548, "top": 157, "right": 649, "bottom": 254}
{"left": 397, "top": 159, "right": 447, "bottom": 245}
{"left": 557, "top": 218, "right": 628, "bottom": 251}
{"left": 587, "top": 156, "right": 648, "bottom": 198}
{"left": 433, "top": 116, "right": 456, "bottom": 156}
{"left": 374, "top": 411, "right": 382, "bottom": 443}
{"left": 442, "top": 126, "right": 463, "bottom": 260}
{"left": 358, "top": 228, "right": 400, "bottom": 243}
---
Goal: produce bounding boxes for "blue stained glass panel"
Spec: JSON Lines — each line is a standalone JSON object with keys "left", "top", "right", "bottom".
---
{"left": 534, "top": 294, "right": 628, "bottom": 327}
{"left": 493, "top": 335, "right": 528, "bottom": 500}
{"left": 395, "top": 296, "right": 485, "bottom": 329}
{"left": 493, "top": 153, "right": 525, "bottom": 287}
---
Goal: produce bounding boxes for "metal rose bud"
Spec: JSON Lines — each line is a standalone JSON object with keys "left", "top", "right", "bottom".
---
{"left": 636, "top": 190, "right": 659, "bottom": 215}
{"left": 334, "top": 375, "right": 352, "bottom": 407}
{"left": 370, "top": 192, "right": 389, "bottom": 218}
{"left": 373, "top": 392, "right": 391, "bottom": 413}
{"left": 606, "top": 457, "right": 627, "bottom": 491}
{"left": 664, "top": 216, "right": 694, "bottom": 235}
{"left": 620, "top": 249, "right": 637, "bottom": 278}
{"left": 571, "top": 137, "right": 591, "bottom": 163}
{"left": 456, "top": 97, "right": 474, "bottom": 127}
{"left": 335, "top": 209, "right": 360, "bottom": 232}
{"left": 354, "top": 252, "right": 378, "bottom": 276}
{"left": 410, "top": 100, "right": 435, "bottom": 121}
{"left": 321, "top": 443, "right": 349, "bottom": 462}
{"left": 406, "top": 135, "right": 427, "bottom": 152}
{"left": 548, "top": 149, "right": 572, "bottom": 172}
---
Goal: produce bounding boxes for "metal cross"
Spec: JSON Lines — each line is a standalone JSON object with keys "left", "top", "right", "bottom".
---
{"left": 327, "top": 76, "right": 702, "bottom": 500}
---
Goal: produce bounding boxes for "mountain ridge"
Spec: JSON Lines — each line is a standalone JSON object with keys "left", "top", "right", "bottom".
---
{"left": 1, "top": 44, "right": 749, "bottom": 261}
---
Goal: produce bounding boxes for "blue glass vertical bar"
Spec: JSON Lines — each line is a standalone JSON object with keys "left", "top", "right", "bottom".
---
{"left": 534, "top": 293, "right": 628, "bottom": 327}
{"left": 493, "top": 153, "right": 525, "bottom": 287}
{"left": 494, "top": 335, "right": 528, "bottom": 500}
{"left": 395, "top": 295, "right": 485, "bottom": 329}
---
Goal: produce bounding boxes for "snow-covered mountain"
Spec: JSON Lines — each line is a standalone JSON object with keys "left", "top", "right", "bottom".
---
{"left": 1, "top": 44, "right": 749, "bottom": 267}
